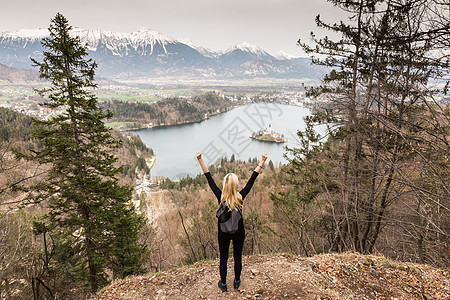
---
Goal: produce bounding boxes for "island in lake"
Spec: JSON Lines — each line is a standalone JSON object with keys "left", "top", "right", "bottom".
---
{"left": 250, "top": 124, "right": 287, "bottom": 143}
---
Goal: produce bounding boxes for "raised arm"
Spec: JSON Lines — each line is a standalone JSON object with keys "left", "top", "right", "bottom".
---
{"left": 196, "top": 152, "right": 209, "bottom": 173}
{"left": 240, "top": 153, "right": 268, "bottom": 198}
{"left": 197, "top": 152, "right": 222, "bottom": 202}
{"left": 254, "top": 153, "right": 268, "bottom": 174}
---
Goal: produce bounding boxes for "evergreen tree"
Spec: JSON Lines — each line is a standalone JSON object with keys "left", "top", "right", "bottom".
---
{"left": 271, "top": 116, "right": 330, "bottom": 256}
{"left": 25, "top": 13, "right": 146, "bottom": 294}
{"left": 268, "top": 160, "right": 274, "bottom": 171}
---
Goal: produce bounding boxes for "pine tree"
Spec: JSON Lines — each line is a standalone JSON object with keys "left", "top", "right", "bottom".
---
{"left": 26, "top": 13, "right": 146, "bottom": 294}
{"left": 268, "top": 160, "right": 274, "bottom": 171}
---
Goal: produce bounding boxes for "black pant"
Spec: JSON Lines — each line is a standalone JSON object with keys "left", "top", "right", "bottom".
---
{"left": 218, "top": 224, "right": 245, "bottom": 284}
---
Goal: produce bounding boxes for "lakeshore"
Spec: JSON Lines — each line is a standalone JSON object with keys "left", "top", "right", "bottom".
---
{"left": 122, "top": 106, "right": 238, "bottom": 132}
{"left": 132, "top": 103, "right": 317, "bottom": 179}
{"left": 121, "top": 100, "right": 305, "bottom": 132}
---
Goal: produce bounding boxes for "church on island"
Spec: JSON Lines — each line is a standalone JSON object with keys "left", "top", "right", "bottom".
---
{"left": 250, "top": 124, "right": 287, "bottom": 143}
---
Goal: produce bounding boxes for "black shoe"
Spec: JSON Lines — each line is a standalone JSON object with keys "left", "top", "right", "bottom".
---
{"left": 234, "top": 279, "right": 240, "bottom": 289}
{"left": 218, "top": 281, "right": 227, "bottom": 292}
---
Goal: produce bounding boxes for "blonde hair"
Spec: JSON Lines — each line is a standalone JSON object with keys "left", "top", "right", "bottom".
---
{"left": 221, "top": 173, "right": 243, "bottom": 211}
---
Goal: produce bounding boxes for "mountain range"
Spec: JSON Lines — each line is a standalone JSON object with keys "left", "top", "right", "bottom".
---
{"left": 0, "top": 27, "right": 324, "bottom": 80}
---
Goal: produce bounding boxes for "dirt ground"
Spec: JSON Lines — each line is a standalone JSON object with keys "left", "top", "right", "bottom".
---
{"left": 94, "top": 253, "right": 449, "bottom": 300}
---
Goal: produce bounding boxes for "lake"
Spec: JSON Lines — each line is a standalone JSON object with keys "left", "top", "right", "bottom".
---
{"left": 133, "top": 103, "right": 315, "bottom": 179}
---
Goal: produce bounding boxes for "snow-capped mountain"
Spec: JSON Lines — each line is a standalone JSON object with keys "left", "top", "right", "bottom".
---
{"left": 219, "top": 42, "right": 274, "bottom": 67}
{"left": 71, "top": 27, "right": 180, "bottom": 56}
{"left": 0, "top": 28, "right": 48, "bottom": 40}
{"left": 0, "top": 27, "right": 322, "bottom": 79}
{"left": 0, "top": 27, "right": 179, "bottom": 55}
{"left": 224, "top": 42, "right": 272, "bottom": 57}
{"left": 179, "top": 39, "right": 218, "bottom": 58}
{"left": 275, "top": 51, "right": 299, "bottom": 60}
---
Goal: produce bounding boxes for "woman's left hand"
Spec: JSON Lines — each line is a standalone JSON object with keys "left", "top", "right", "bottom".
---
{"left": 196, "top": 152, "right": 202, "bottom": 160}
{"left": 262, "top": 153, "right": 268, "bottom": 162}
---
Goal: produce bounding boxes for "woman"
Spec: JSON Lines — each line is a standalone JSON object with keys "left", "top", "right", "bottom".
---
{"left": 196, "top": 152, "right": 268, "bottom": 292}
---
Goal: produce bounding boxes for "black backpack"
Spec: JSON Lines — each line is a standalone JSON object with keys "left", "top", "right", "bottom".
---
{"left": 216, "top": 202, "right": 242, "bottom": 234}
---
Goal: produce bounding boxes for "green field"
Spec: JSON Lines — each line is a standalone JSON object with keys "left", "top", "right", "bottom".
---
{"left": 95, "top": 87, "right": 218, "bottom": 103}
{"left": 0, "top": 85, "right": 35, "bottom": 102}
{"left": 1, "top": 81, "right": 302, "bottom": 106}
{"left": 96, "top": 90, "right": 159, "bottom": 102}
{"left": 0, "top": 95, "right": 11, "bottom": 102}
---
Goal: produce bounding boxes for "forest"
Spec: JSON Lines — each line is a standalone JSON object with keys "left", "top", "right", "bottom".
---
{"left": 0, "top": 0, "right": 449, "bottom": 299}
{"left": 100, "top": 92, "right": 234, "bottom": 129}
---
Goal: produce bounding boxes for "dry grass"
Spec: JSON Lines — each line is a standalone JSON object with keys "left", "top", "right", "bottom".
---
{"left": 94, "top": 252, "right": 449, "bottom": 300}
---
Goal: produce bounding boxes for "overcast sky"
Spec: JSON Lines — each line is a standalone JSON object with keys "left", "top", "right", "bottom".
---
{"left": 0, "top": 0, "right": 348, "bottom": 56}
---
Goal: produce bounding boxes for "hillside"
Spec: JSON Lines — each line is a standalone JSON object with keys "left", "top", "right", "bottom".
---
{"left": 94, "top": 253, "right": 449, "bottom": 299}
{"left": 101, "top": 92, "right": 234, "bottom": 129}
{"left": 0, "top": 63, "right": 39, "bottom": 83}
{"left": 0, "top": 106, "right": 153, "bottom": 205}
